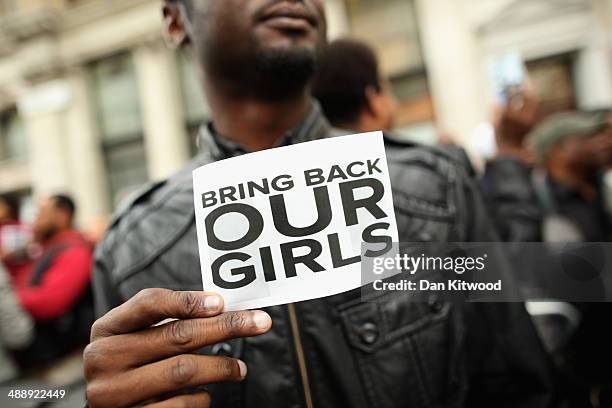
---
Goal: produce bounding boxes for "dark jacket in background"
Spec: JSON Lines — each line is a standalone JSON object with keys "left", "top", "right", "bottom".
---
{"left": 482, "top": 157, "right": 543, "bottom": 243}
{"left": 483, "top": 154, "right": 612, "bottom": 406}
{"left": 92, "top": 105, "right": 556, "bottom": 408}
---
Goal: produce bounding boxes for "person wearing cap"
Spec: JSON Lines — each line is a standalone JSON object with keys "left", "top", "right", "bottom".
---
{"left": 529, "top": 111, "right": 612, "bottom": 241}
{"left": 484, "top": 108, "right": 612, "bottom": 407}
{"left": 529, "top": 112, "right": 612, "bottom": 407}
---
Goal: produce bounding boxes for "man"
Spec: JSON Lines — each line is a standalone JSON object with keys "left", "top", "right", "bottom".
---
{"left": 481, "top": 88, "right": 543, "bottom": 243}
{"left": 485, "top": 110, "right": 612, "bottom": 407}
{"left": 13, "top": 195, "right": 93, "bottom": 367}
{"left": 529, "top": 112, "right": 612, "bottom": 241}
{"left": 485, "top": 108, "right": 612, "bottom": 243}
{"left": 530, "top": 113, "right": 612, "bottom": 405}
{"left": 312, "top": 38, "right": 397, "bottom": 132}
{"left": 312, "top": 38, "right": 476, "bottom": 192}
{"left": 85, "top": 1, "right": 556, "bottom": 407}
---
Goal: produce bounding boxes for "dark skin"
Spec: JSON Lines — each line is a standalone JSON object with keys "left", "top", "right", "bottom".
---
{"left": 494, "top": 86, "right": 539, "bottom": 165}
{"left": 170, "top": 0, "right": 327, "bottom": 151}
{"left": 3, "top": 196, "right": 74, "bottom": 263}
{"left": 496, "top": 86, "right": 612, "bottom": 200}
{"left": 546, "top": 127, "right": 612, "bottom": 202}
{"left": 85, "top": 1, "right": 326, "bottom": 407}
{"left": 338, "top": 80, "right": 398, "bottom": 133}
{"left": 32, "top": 197, "right": 73, "bottom": 244}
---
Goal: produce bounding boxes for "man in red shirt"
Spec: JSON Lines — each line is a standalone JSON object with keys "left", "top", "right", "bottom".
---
{"left": 14, "top": 195, "right": 94, "bottom": 367}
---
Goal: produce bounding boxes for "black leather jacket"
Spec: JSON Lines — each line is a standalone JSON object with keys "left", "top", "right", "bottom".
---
{"left": 481, "top": 157, "right": 544, "bottom": 243}
{"left": 92, "top": 108, "right": 556, "bottom": 408}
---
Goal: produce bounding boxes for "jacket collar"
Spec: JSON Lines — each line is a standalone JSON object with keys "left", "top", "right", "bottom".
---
{"left": 197, "top": 101, "right": 332, "bottom": 161}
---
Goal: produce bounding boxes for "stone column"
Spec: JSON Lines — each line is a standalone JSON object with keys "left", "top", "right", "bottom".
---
{"left": 574, "top": 0, "right": 612, "bottom": 109}
{"left": 18, "top": 80, "right": 72, "bottom": 196}
{"left": 18, "top": 72, "right": 112, "bottom": 228}
{"left": 415, "top": 0, "right": 489, "bottom": 147}
{"left": 134, "top": 40, "right": 189, "bottom": 181}
{"left": 64, "top": 67, "right": 111, "bottom": 227}
{"left": 325, "top": 0, "right": 351, "bottom": 40}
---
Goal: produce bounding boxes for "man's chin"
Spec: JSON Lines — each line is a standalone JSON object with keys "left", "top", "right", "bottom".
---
{"left": 255, "top": 45, "right": 316, "bottom": 73}
{"left": 251, "top": 45, "right": 317, "bottom": 100}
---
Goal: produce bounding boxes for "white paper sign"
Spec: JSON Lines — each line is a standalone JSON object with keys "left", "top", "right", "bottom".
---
{"left": 193, "top": 132, "right": 398, "bottom": 311}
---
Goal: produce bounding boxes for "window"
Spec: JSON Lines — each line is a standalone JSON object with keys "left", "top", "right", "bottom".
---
{"left": 345, "top": 0, "right": 424, "bottom": 76}
{"left": 527, "top": 53, "right": 577, "bottom": 117}
{"left": 91, "top": 53, "right": 148, "bottom": 208}
{"left": 344, "top": 0, "right": 433, "bottom": 129}
{"left": 0, "top": 108, "right": 28, "bottom": 162}
{"left": 178, "top": 50, "right": 210, "bottom": 156}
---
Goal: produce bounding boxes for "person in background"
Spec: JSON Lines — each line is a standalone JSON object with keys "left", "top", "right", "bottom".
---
{"left": 0, "top": 261, "right": 33, "bottom": 383}
{"left": 483, "top": 107, "right": 612, "bottom": 407}
{"left": 0, "top": 194, "right": 19, "bottom": 225}
{"left": 529, "top": 112, "right": 612, "bottom": 241}
{"left": 485, "top": 106, "right": 612, "bottom": 243}
{"left": 481, "top": 88, "right": 542, "bottom": 243}
{"left": 312, "top": 38, "right": 398, "bottom": 133}
{"left": 312, "top": 38, "right": 475, "bottom": 175}
{"left": 527, "top": 112, "right": 612, "bottom": 407}
{"left": 0, "top": 195, "right": 31, "bottom": 274}
{"left": 13, "top": 194, "right": 94, "bottom": 368}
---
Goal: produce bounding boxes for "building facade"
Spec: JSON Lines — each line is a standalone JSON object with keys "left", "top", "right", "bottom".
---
{"left": 0, "top": 0, "right": 610, "bottom": 229}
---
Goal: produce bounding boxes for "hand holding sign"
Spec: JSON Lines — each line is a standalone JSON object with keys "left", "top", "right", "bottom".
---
{"left": 193, "top": 132, "right": 398, "bottom": 310}
{"left": 84, "top": 290, "right": 272, "bottom": 408}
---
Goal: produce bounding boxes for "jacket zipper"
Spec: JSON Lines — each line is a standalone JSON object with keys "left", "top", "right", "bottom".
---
{"left": 287, "top": 303, "right": 314, "bottom": 408}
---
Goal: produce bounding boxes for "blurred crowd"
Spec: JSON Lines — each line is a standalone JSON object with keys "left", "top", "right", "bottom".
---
{"left": 0, "top": 194, "right": 95, "bottom": 387}
{"left": 0, "top": 36, "right": 611, "bottom": 407}
{"left": 314, "top": 38, "right": 612, "bottom": 407}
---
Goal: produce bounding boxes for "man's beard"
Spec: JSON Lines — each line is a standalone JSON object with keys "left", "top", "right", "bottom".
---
{"left": 35, "top": 225, "right": 58, "bottom": 244}
{"left": 202, "top": 38, "right": 319, "bottom": 101}
{"left": 251, "top": 47, "right": 317, "bottom": 100}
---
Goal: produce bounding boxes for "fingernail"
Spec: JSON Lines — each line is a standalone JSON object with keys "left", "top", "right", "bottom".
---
{"left": 237, "top": 359, "right": 248, "bottom": 379}
{"left": 253, "top": 311, "right": 272, "bottom": 330}
{"left": 203, "top": 295, "right": 221, "bottom": 311}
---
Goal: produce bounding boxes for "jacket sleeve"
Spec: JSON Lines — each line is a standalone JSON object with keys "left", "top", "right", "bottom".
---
{"left": 457, "top": 171, "right": 559, "bottom": 407}
{"left": 481, "top": 156, "right": 543, "bottom": 242}
{"left": 92, "top": 244, "right": 125, "bottom": 318}
{"left": 17, "top": 245, "right": 92, "bottom": 321}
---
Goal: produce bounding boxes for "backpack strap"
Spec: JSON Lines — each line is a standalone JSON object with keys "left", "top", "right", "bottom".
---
{"left": 28, "top": 240, "right": 83, "bottom": 287}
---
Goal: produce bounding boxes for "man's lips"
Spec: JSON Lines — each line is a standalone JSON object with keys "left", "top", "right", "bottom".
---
{"left": 257, "top": 3, "right": 318, "bottom": 31}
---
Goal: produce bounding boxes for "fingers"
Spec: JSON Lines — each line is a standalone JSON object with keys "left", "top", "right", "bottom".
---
{"left": 145, "top": 392, "right": 211, "bottom": 408}
{"left": 88, "top": 355, "right": 245, "bottom": 408}
{"left": 91, "top": 290, "right": 224, "bottom": 340}
{"left": 87, "top": 311, "right": 272, "bottom": 369}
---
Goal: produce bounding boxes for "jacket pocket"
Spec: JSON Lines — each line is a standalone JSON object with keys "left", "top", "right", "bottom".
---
{"left": 338, "top": 292, "right": 465, "bottom": 408}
